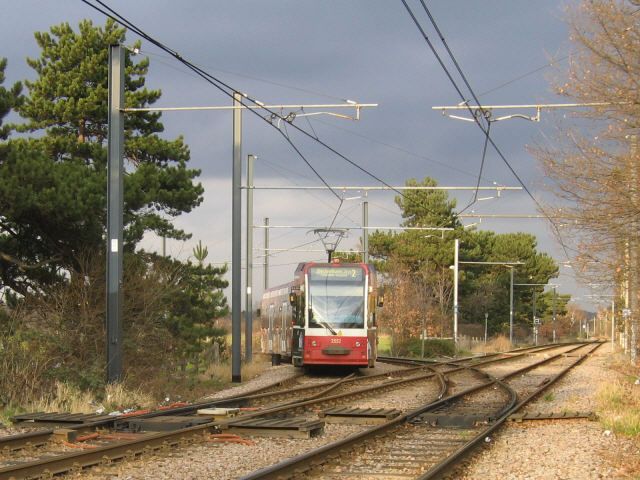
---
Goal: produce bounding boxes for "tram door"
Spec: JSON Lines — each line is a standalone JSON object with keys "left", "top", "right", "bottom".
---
{"left": 268, "top": 304, "right": 275, "bottom": 352}
{"left": 281, "top": 302, "right": 288, "bottom": 353}
{"left": 291, "top": 293, "right": 304, "bottom": 366}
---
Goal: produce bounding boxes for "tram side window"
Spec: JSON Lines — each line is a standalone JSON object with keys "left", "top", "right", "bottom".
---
{"left": 368, "top": 295, "right": 376, "bottom": 327}
{"left": 295, "top": 294, "right": 305, "bottom": 326}
{"left": 290, "top": 293, "right": 297, "bottom": 320}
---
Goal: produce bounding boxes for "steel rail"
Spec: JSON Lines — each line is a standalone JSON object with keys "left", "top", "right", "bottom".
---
{"left": 0, "top": 356, "right": 487, "bottom": 454}
{"left": 424, "top": 342, "right": 586, "bottom": 377}
{"left": 0, "top": 368, "right": 444, "bottom": 480}
{"left": 222, "top": 368, "right": 442, "bottom": 424}
{"left": 417, "top": 341, "right": 603, "bottom": 479}
{"left": 377, "top": 342, "right": 579, "bottom": 367}
{"left": 1, "top": 344, "right": 589, "bottom": 479}
{"left": 0, "top": 347, "right": 592, "bottom": 480}
{"left": 240, "top": 342, "right": 597, "bottom": 479}
{"left": 0, "top": 367, "right": 423, "bottom": 453}
{"left": 0, "top": 373, "right": 300, "bottom": 452}
{"left": 0, "top": 422, "right": 218, "bottom": 480}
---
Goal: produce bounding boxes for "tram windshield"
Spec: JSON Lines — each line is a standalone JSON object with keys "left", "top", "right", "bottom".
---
{"left": 307, "top": 266, "right": 366, "bottom": 330}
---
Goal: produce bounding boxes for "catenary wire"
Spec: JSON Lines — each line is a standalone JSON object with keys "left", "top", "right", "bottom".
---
{"left": 400, "top": 0, "right": 573, "bottom": 262}
{"left": 145, "top": 44, "right": 500, "bottom": 187}
{"left": 459, "top": 120, "right": 492, "bottom": 214}
{"left": 82, "top": 0, "right": 407, "bottom": 204}
{"left": 143, "top": 44, "right": 565, "bottom": 187}
{"left": 139, "top": 49, "right": 346, "bottom": 103}
{"left": 313, "top": 117, "right": 496, "bottom": 183}
{"left": 477, "top": 53, "right": 571, "bottom": 98}
{"left": 81, "top": 0, "right": 340, "bottom": 212}
{"left": 83, "top": 0, "right": 475, "bottom": 252}
{"left": 258, "top": 159, "right": 361, "bottom": 231}
{"left": 417, "top": 0, "right": 488, "bottom": 120}
{"left": 416, "top": 1, "right": 574, "bottom": 262}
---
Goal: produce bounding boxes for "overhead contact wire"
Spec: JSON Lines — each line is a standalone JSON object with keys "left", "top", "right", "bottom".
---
{"left": 459, "top": 120, "right": 492, "bottom": 215}
{"left": 83, "top": 0, "right": 406, "bottom": 203}
{"left": 400, "top": 0, "right": 573, "bottom": 262}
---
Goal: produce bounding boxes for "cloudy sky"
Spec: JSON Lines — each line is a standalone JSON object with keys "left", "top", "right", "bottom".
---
{"left": 2, "top": 1, "right": 603, "bottom": 309}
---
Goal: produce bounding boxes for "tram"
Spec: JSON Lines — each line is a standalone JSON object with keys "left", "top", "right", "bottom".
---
{"left": 259, "top": 261, "right": 380, "bottom": 367}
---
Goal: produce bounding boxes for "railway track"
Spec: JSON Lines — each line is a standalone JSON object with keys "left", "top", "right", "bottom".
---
{"left": 0, "top": 342, "right": 593, "bottom": 479}
{"left": 240, "top": 342, "right": 601, "bottom": 479}
{"left": 0, "top": 365, "right": 430, "bottom": 453}
{"left": 0, "top": 364, "right": 443, "bottom": 479}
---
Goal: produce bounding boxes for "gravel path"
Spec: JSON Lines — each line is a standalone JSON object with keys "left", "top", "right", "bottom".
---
{"left": 445, "top": 343, "right": 640, "bottom": 480}
{"left": 200, "top": 364, "right": 300, "bottom": 400}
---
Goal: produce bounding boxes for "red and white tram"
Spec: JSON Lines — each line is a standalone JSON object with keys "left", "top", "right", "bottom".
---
{"left": 260, "top": 261, "right": 380, "bottom": 368}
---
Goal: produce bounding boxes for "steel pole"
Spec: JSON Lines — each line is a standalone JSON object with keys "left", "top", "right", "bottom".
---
{"left": 509, "top": 267, "right": 514, "bottom": 345}
{"left": 484, "top": 312, "right": 488, "bottom": 345}
{"left": 453, "top": 238, "right": 459, "bottom": 348}
{"left": 264, "top": 218, "right": 269, "bottom": 290}
{"left": 231, "top": 92, "right": 242, "bottom": 383}
{"left": 612, "top": 299, "right": 615, "bottom": 349}
{"left": 106, "top": 44, "right": 124, "bottom": 384}
{"left": 421, "top": 315, "right": 425, "bottom": 359}
{"left": 625, "top": 241, "right": 630, "bottom": 354}
{"left": 245, "top": 154, "right": 255, "bottom": 362}
{"left": 362, "top": 200, "right": 369, "bottom": 264}
{"left": 630, "top": 135, "right": 638, "bottom": 364}
{"left": 533, "top": 290, "right": 537, "bottom": 346}
{"left": 552, "top": 286, "right": 557, "bottom": 343}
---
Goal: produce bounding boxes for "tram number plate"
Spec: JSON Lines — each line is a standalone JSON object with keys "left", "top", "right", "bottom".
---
{"left": 330, "top": 338, "right": 342, "bottom": 344}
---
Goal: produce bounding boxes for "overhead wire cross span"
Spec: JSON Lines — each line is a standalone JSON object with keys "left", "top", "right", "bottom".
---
{"left": 399, "top": 0, "right": 573, "bottom": 262}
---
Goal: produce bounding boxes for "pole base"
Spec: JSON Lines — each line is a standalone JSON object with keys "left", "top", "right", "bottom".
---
{"left": 232, "top": 374, "right": 241, "bottom": 383}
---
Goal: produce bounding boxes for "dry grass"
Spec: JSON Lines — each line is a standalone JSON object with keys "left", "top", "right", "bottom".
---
{"left": 103, "top": 383, "right": 156, "bottom": 412}
{"left": 4, "top": 360, "right": 270, "bottom": 425}
{"left": 472, "top": 335, "right": 513, "bottom": 354}
{"left": 28, "top": 381, "right": 156, "bottom": 416}
{"left": 596, "top": 379, "right": 640, "bottom": 437}
{"left": 30, "top": 382, "right": 96, "bottom": 414}
{"left": 202, "top": 359, "right": 270, "bottom": 384}
{"left": 596, "top": 353, "right": 640, "bottom": 437}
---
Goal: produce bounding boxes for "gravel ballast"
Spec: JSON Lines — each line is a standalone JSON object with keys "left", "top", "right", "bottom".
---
{"left": 445, "top": 343, "right": 640, "bottom": 480}
{"left": 61, "top": 346, "right": 639, "bottom": 479}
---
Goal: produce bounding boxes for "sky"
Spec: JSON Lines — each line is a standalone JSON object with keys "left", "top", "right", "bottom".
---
{"left": 1, "top": 0, "right": 608, "bottom": 311}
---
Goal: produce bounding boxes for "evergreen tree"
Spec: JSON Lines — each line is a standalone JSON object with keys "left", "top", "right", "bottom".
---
{"left": 395, "top": 177, "right": 461, "bottom": 229}
{"left": 0, "top": 58, "right": 22, "bottom": 139}
{"left": 459, "top": 232, "right": 559, "bottom": 335}
{"left": 370, "top": 177, "right": 560, "bottom": 339}
{"left": 0, "top": 20, "right": 203, "bottom": 294}
{"left": 370, "top": 177, "right": 463, "bottom": 272}
{"left": 165, "top": 241, "right": 229, "bottom": 370}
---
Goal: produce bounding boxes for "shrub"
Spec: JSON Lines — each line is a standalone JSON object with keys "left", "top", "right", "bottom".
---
{"left": 406, "top": 338, "right": 455, "bottom": 358}
{"left": 0, "top": 250, "right": 228, "bottom": 409}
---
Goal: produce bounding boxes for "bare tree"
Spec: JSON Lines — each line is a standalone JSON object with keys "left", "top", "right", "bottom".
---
{"left": 532, "top": 0, "right": 640, "bottom": 363}
{"left": 379, "top": 256, "right": 454, "bottom": 355}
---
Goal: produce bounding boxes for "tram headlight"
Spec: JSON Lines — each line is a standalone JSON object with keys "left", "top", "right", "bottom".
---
{"left": 311, "top": 340, "right": 317, "bottom": 347}
{"left": 355, "top": 341, "right": 361, "bottom": 347}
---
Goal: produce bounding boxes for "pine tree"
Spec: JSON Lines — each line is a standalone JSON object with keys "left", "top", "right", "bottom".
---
{"left": 165, "top": 241, "right": 229, "bottom": 371}
{"left": 0, "top": 20, "right": 203, "bottom": 294}
{"left": 370, "top": 177, "right": 559, "bottom": 339}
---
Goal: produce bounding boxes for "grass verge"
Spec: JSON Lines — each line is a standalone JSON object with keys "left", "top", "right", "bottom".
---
{"left": 597, "top": 378, "right": 640, "bottom": 437}
{"left": 0, "top": 359, "right": 271, "bottom": 426}
{"left": 201, "top": 359, "right": 270, "bottom": 386}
